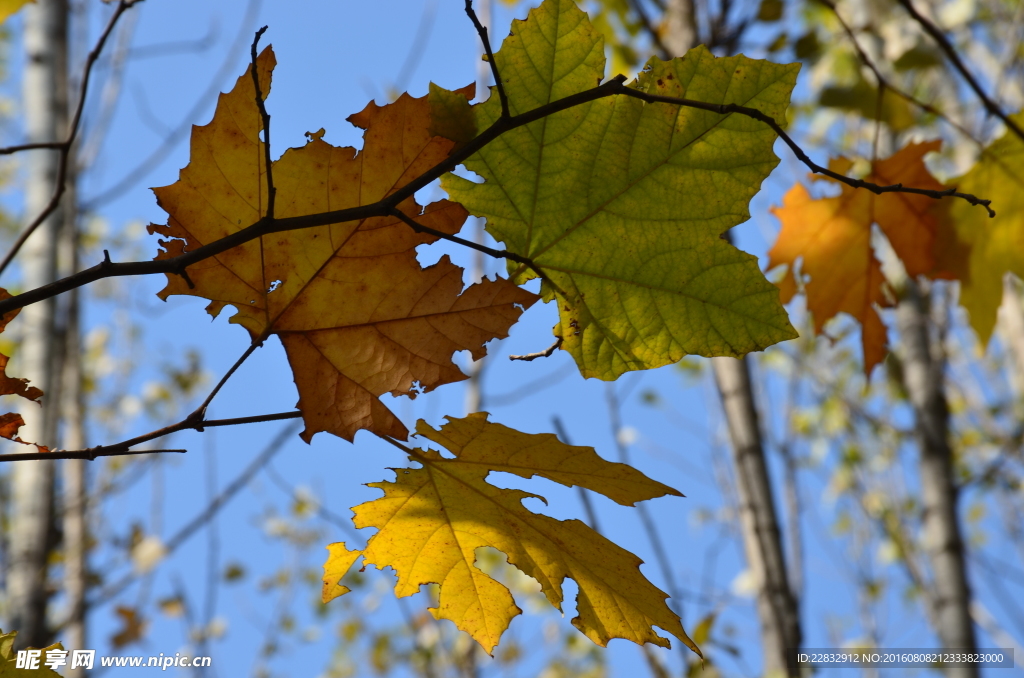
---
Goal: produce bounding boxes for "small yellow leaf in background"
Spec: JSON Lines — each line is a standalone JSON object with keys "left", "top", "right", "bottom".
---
{"left": 157, "top": 596, "right": 185, "bottom": 618}
{"left": 768, "top": 141, "right": 945, "bottom": 373}
{"left": 322, "top": 543, "right": 362, "bottom": 604}
{"left": 353, "top": 413, "right": 698, "bottom": 656}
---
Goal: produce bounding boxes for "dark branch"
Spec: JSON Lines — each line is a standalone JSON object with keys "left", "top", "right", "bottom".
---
{"left": 0, "top": 448, "right": 184, "bottom": 463}
{"left": 188, "top": 339, "right": 265, "bottom": 430}
{"left": 896, "top": 0, "right": 1024, "bottom": 144}
{"left": 464, "top": 0, "right": 508, "bottom": 118}
{"left": 509, "top": 336, "right": 563, "bottom": 361}
{"left": 250, "top": 26, "right": 276, "bottom": 218}
{"left": 0, "top": 0, "right": 142, "bottom": 278}
{"left": 0, "top": 72, "right": 996, "bottom": 318}
{"left": 34, "top": 411, "right": 302, "bottom": 462}
{"left": 0, "top": 141, "right": 66, "bottom": 156}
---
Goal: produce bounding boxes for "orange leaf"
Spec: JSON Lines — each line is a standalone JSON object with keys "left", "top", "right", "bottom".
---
{"left": 149, "top": 48, "right": 538, "bottom": 442}
{"left": 768, "top": 141, "right": 944, "bottom": 373}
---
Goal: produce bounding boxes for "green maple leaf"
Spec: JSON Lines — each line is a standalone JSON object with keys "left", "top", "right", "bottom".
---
{"left": 438, "top": 0, "right": 798, "bottom": 379}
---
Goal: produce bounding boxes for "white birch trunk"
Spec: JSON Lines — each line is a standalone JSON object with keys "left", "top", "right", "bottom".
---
{"left": 8, "top": 0, "right": 69, "bottom": 648}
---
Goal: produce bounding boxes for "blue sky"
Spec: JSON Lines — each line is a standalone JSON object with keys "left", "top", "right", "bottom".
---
{"left": 1, "top": 0, "right": 1020, "bottom": 676}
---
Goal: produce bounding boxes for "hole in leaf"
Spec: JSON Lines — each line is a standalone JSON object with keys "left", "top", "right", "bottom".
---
{"left": 268, "top": 279, "right": 282, "bottom": 293}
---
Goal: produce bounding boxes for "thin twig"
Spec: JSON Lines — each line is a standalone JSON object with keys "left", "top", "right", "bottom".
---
{"left": 250, "top": 26, "right": 276, "bottom": 218}
{"left": 0, "top": 141, "right": 66, "bottom": 156}
{"left": 816, "top": 0, "right": 983, "bottom": 148}
{"left": 0, "top": 73, "right": 996, "bottom": 318}
{"left": 896, "top": 0, "right": 1024, "bottom": 144}
{"left": 509, "top": 336, "right": 562, "bottom": 361}
{"left": 41, "top": 411, "right": 300, "bottom": 462}
{"left": 388, "top": 208, "right": 567, "bottom": 297}
{"left": 464, "top": 0, "right": 508, "bottom": 118}
{"left": 188, "top": 339, "right": 265, "bottom": 429}
{"left": 0, "top": 0, "right": 142, "bottom": 278}
{"left": 0, "top": 448, "right": 184, "bottom": 463}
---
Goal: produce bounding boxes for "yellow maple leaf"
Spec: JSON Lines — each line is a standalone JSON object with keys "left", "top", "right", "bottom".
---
{"left": 936, "top": 112, "right": 1024, "bottom": 345}
{"left": 321, "top": 542, "right": 362, "bottom": 603}
{"left": 768, "top": 141, "right": 944, "bottom": 373}
{"left": 149, "top": 48, "right": 537, "bottom": 442}
{"left": 353, "top": 413, "right": 697, "bottom": 656}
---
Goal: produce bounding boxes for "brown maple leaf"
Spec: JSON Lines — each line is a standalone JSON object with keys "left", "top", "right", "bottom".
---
{"left": 0, "top": 288, "right": 48, "bottom": 454}
{"left": 148, "top": 48, "right": 537, "bottom": 442}
{"left": 767, "top": 141, "right": 944, "bottom": 373}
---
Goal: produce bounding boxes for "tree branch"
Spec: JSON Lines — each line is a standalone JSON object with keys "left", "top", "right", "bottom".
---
{"left": 509, "top": 336, "right": 562, "bottom": 361}
{"left": 464, "top": 0, "right": 508, "bottom": 118}
{"left": 0, "top": 0, "right": 143, "bottom": 278}
{"left": 0, "top": 448, "right": 184, "bottom": 463}
{"left": 0, "top": 73, "right": 996, "bottom": 318}
{"left": 896, "top": 0, "right": 1024, "bottom": 144}
{"left": 250, "top": 25, "right": 276, "bottom": 218}
{"left": 0, "top": 412, "right": 300, "bottom": 463}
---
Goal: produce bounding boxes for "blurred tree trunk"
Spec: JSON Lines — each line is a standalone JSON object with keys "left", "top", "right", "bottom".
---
{"left": 8, "top": 0, "right": 70, "bottom": 649}
{"left": 662, "top": 0, "right": 697, "bottom": 57}
{"left": 60, "top": 183, "right": 86, "bottom": 670}
{"left": 896, "top": 280, "right": 977, "bottom": 677}
{"left": 659, "top": 7, "right": 801, "bottom": 673}
{"left": 712, "top": 355, "right": 802, "bottom": 677}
